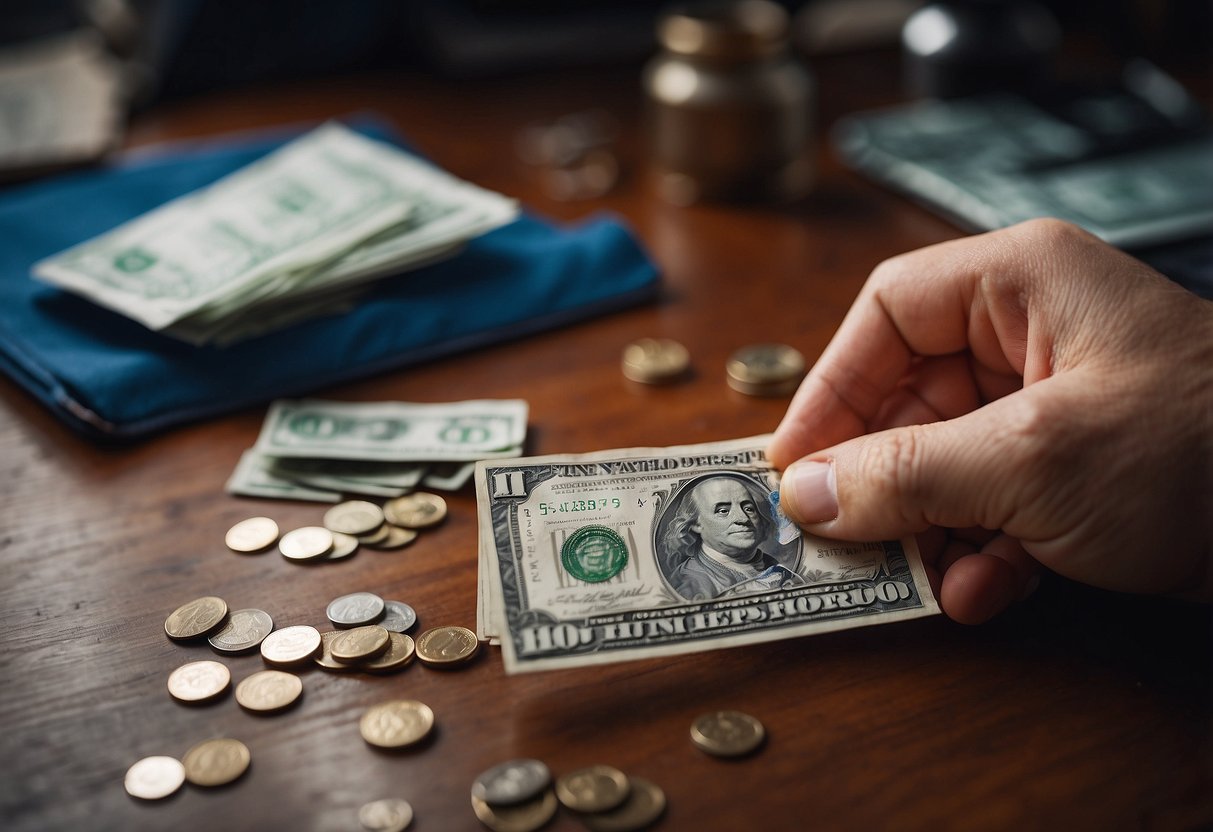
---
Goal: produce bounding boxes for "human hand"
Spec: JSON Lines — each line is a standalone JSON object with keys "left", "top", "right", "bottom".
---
{"left": 767, "top": 219, "right": 1213, "bottom": 624}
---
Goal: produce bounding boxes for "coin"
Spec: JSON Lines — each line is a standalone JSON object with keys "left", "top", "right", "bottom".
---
{"left": 327, "top": 592, "right": 385, "bottom": 628}
{"left": 379, "top": 600, "right": 418, "bottom": 633}
{"left": 621, "top": 338, "right": 690, "bottom": 384}
{"left": 164, "top": 596, "right": 228, "bottom": 641}
{"left": 555, "top": 765, "right": 630, "bottom": 813}
{"left": 323, "top": 531, "right": 360, "bottom": 561}
{"left": 359, "top": 797, "right": 414, "bottom": 831}
{"left": 124, "top": 756, "right": 185, "bottom": 800}
{"left": 581, "top": 777, "right": 667, "bottom": 832}
{"left": 323, "top": 500, "right": 385, "bottom": 536}
{"left": 260, "top": 625, "right": 322, "bottom": 667}
{"left": 363, "top": 524, "right": 418, "bottom": 550}
{"left": 415, "top": 626, "right": 479, "bottom": 668}
{"left": 725, "top": 343, "right": 805, "bottom": 396}
{"left": 361, "top": 632, "right": 416, "bottom": 674}
{"left": 167, "top": 660, "right": 231, "bottom": 704}
{"left": 224, "top": 516, "right": 280, "bottom": 553}
{"left": 181, "top": 738, "right": 250, "bottom": 787}
{"left": 315, "top": 630, "right": 358, "bottom": 672}
{"left": 279, "top": 526, "right": 334, "bottom": 561}
{"left": 357, "top": 524, "right": 391, "bottom": 545}
{"left": 472, "top": 759, "right": 552, "bottom": 807}
{"left": 359, "top": 700, "right": 435, "bottom": 749}
{"left": 235, "top": 669, "right": 303, "bottom": 714}
{"left": 330, "top": 625, "right": 391, "bottom": 663}
{"left": 208, "top": 608, "right": 274, "bottom": 654}
{"left": 689, "top": 710, "right": 765, "bottom": 757}
{"left": 383, "top": 492, "right": 447, "bottom": 529}
{"left": 471, "top": 790, "right": 558, "bottom": 832}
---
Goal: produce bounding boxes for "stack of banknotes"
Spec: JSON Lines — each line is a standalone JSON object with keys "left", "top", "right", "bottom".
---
{"left": 474, "top": 436, "right": 939, "bottom": 673}
{"left": 228, "top": 398, "right": 528, "bottom": 501}
{"left": 34, "top": 122, "right": 518, "bottom": 345}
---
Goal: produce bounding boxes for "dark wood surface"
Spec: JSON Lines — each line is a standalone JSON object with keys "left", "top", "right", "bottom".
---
{"left": 2, "top": 53, "right": 1210, "bottom": 832}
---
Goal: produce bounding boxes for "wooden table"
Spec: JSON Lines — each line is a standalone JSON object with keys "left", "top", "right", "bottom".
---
{"left": 3, "top": 52, "right": 1209, "bottom": 832}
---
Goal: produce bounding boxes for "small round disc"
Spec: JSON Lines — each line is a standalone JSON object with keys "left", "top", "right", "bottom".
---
{"left": 166, "top": 660, "right": 230, "bottom": 704}
{"left": 363, "top": 525, "right": 419, "bottom": 550}
{"left": 208, "top": 608, "right": 274, "bottom": 654}
{"left": 472, "top": 758, "right": 552, "bottom": 807}
{"left": 621, "top": 338, "right": 690, "bottom": 384}
{"left": 181, "top": 738, "right": 250, "bottom": 787}
{"left": 725, "top": 343, "right": 805, "bottom": 396}
{"left": 581, "top": 777, "right": 667, "bottom": 832}
{"left": 327, "top": 592, "right": 385, "bottom": 628}
{"left": 323, "top": 500, "right": 385, "bottom": 536}
{"left": 224, "top": 516, "right": 279, "bottom": 553}
{"left": 415, "top": 626, "right": 479, "bottom": 668}
{"left": 359, "top": 700, "right": 435, "bottom": 749}
{"left": 315, "top": 630, "right": 358, "bottom": 672}
{"left": 279, "top": 526, "right": 334, "bottom": 561}
{"left": 322, "top": 531, "right": 360, "bottom": 561}
{"left": 356, "top": 524, "right": 391, "bottom": 545}
{"left": 359, "top": 797, "right": 414, "bottom": 831}
{"left": 379, "top": 600, "right": 418, "bottom": 633}
{"left": 235, "top": 669, "right": 303, "bottom": 714}
{"left": 383, "top": 492, "right": 447, "bottom": 529}
{"left": 471, "top": 790, "right": 558, "bottom": 832}
{"left": 555, "top": 765, "right": 630, "bottom": 813}
{"left": 360, "top": 632, "right": 416, "bottom": 674}
{"left": 330, "top": 625, "right": 391, "bottom": 663}
{"left": 164, "top": 596, "right": 228, "bottom": 641}
{"left": 124, "top": 756, "right": 185, "bottom": 800}
{"left": 259, "top": 625, "right": 322, "bottom": 667}
{"left": 690, "top": 710, "right": 766, "bottom": 757}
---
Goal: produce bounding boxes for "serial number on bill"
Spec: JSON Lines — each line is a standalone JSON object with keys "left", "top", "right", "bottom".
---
{"left": 538, "top": 498, "right": 621, "bottom": 515}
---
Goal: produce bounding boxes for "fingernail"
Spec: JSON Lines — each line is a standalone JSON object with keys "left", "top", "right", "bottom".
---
{"left": 781, "top": 460, "right": 838, "bottom": 523}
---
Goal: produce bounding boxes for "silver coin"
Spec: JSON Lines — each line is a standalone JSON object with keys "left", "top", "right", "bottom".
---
{"left": 379, "top": 600, "right": 418, "bottom": 633}
{"left": 326, "top": 592, "right": 385, "bottom": 628}
{"left": 208, "top": 609, "right": 274, "bottom": 654}
{"left": 472, "top": 758, "right": 552, "bottom": 807}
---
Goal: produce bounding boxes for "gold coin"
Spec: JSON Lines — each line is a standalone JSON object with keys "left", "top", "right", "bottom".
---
{"left": 359, "top": 797, "right": 414, "bottom": 831}
{"left": 330, "top": 625, "right": 391, "bottom": 663}
{"left": 278, "top": 526, "right": 334, "bottom": 561}
{"left": 415, "top": 626, "right": 479, "bottom": 668}
{"left": 357, "top": 523, "right": 391, "bottom": 545}
{"left": 363, "top": 524, "right": 418, "bottom": 550}
{"left": 555, "top": 765, "right": 630, "bottom": 813}
{"left": 235, "top": 669, "right": 303, "bottom": 714}
{"left": 164, "top": 596, "right": 228, "bottom": 641}
{"left": 323, "top": 531, "right": 360, "bottom": 561}
{"left": 471, "top": 790, "right": 558, "bottom": 832}
{"left": 124, "top": 755, "right": 185, "bottom": 800}
{"left": 383, "top": 492, "right": 447, "bottom": 529}
{"left": 315, "top": 630, "right": 358, "bottom": 672}
{"left": 181, "top": 738, "right": 250, "bottom": 787}
{"left": 260, "top": 625, "right": 322, "bottom": 667}
{"left": 323, "top": 500, "right": 385, "bottom": 536}
{"left": 621, "top": 338, "right": 690, "bottom": 384}
{"left": 582, "top": 777, "right": 667, "bottom": 832}
{"left": 224, "top": 516, "right": 279, "bottom": 553}
{"left": 166, "top": 660, "right": 231, "bottom": 704}
{"left": 689, "top": 710, "right": 765, "bottom": 757}
{"left": 726, "top": 343, "right": 805, "bottom": 396}
{"left": 207, "top": 608, "right": 274, "bottom": 654}
{"left": 360, "top": 632, "right": 416, "bottom": 674}
{"left": 359, "top": 700, "right": 435, "bottom": 749}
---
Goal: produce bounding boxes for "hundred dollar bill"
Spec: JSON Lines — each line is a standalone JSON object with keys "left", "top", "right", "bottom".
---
{"left": 475, "top": 437, "right": 939, "bottom": 673}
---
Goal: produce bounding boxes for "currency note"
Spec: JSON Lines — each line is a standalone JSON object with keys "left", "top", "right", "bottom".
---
{"left": 224, "top": 450, "right": 342, "bottom": 502}
{"left": 475, "top": 437, "right": 938, "bottom": 673}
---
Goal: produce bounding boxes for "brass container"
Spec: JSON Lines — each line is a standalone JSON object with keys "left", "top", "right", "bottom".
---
{"left": 644, "top": 0, "right": 814, "bottom": 204}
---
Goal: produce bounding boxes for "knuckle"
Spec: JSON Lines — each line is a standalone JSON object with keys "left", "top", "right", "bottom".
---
{"left": 1014, "top": 217, "right": 1090, "bottom": 249}
{"left": 857, "top": 426, "right": 931, "bottom": 523}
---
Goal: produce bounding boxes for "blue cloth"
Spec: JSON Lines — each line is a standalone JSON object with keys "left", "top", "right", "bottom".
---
{"left": 0, "top": 123, "right": 660, "bottom": 438}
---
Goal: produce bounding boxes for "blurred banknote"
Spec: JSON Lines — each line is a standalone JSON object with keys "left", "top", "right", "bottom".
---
{"left": 227, "top": 398, "right": 527, "bottom": 501}
{"left": 475, "top": 437, "right": 938, "bottom": 673}
{"left": 34, "top": 122, "right": 517, "bottom": 344}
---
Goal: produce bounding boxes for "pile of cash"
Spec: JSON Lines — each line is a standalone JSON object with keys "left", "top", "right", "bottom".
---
{"left": 34, "top": 122, "right": 518, "bottom": 345}
{"left": 475, "top": 436, "right": 938, "bottom": 673}
{"left": 228, "top": 398, "right": 528, "bottom": 501}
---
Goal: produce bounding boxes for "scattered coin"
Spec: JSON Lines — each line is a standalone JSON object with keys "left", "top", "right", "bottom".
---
{"left": 383, "top": 492, "right": 447, "bottom": 529}
{"left": 363, "top": 524, "right": 418, "bottom": 550}
{"left": 415, "top": 626, "right": 480, "bottom": 668}
{"left": 124, "top": 755, "right": 186, "bottom": 800}
{"left": 164, "top": 596, "right": 228, "bottom": 641}
{"left": 689, "top": 710, "right": 766, "bottom": 757}
{"left": 621, "top": 338, "right": 690, "bottom": 384}
{"left": 260, "top": 625, "right": 322, "bottom": 667}
{"left": 181, "top": 737, "right": 251, "bottom": 787}
{"left": 167, "top": 660, "right": 231, "bottom": 704}
{"left": 224, "top": 516, "right": 280, "bottom": 553}
{"left": 323, "top": 500, "right": 385, "bottom": 536}
{"left": 725, "top": 343, "right": 805, "bottom": 396}
{"left": 359, "top": 797, "right": 415, "bottom": 832}
{"left": 323, "top": 531, "right": 360, "bottom": 561}
{"left": 356, "top": 524, "right": 391, "bottom": 546}
{"left": 472, "top": 759, "right": 552, "bottom": 807}
{"left": 208, "top": 608, "right": 274, "bottom": 654}
{"left": 279, "top": 526, "right": 334, "bottom": 561}
{"left": 315, "top": 631, "right": 358, "bottom": 673}
{"left": 379, "top": 600, "right": 418, "bottom": 633}
{"left": 327, "top": 592, "right": 386, "bottom": 628}
{"left": 359, "top": 700, "right": 435, "bottom": 749}
{"left": 582, "top": 777, "right": 667, "bottom": 832}
{"left": 330, "top": 625, "right": 391, "bottom": 663}
{"left": 235, "top": 669, "right": 303, "bottom": 714}
{"left": 471, "top": 789, "right": 558, "bottom": 832}
{"left": 361, "top": 632, "right": 416, "bottom": 674}
{"left": 555, "top": 765, "right": 630, "bottom": 813}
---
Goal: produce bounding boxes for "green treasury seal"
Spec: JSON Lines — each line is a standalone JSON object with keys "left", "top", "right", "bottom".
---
{"left": 561, "top": 525, "right": 628, "bottom": 583}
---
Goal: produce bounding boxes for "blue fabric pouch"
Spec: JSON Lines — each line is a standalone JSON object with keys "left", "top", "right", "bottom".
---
{"left": 0, "top": 121, "right": 660, "bottom": 439}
